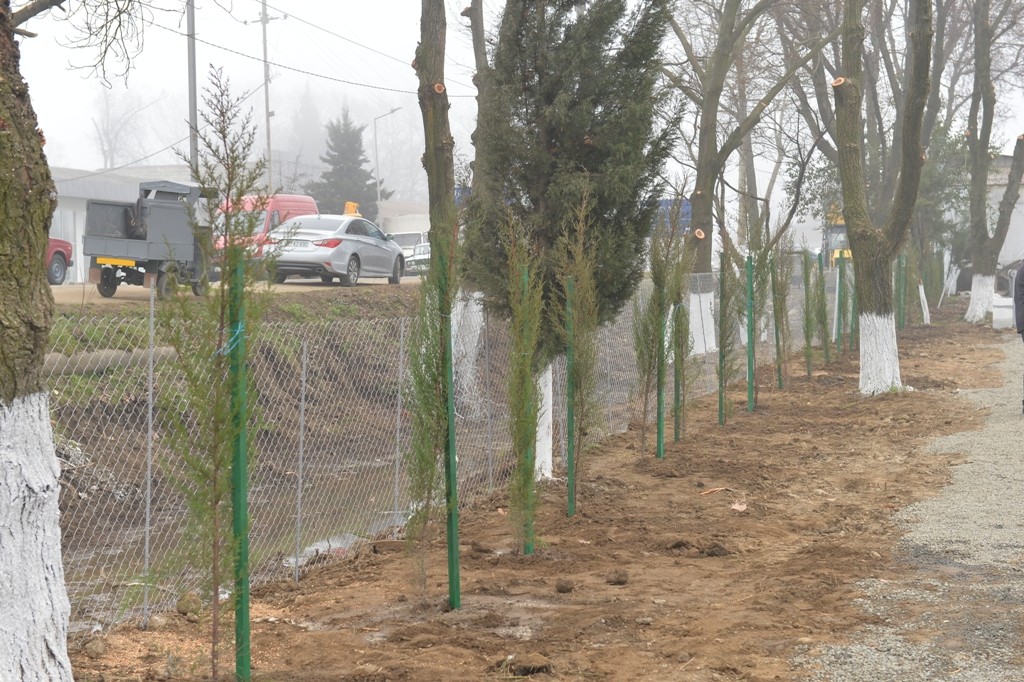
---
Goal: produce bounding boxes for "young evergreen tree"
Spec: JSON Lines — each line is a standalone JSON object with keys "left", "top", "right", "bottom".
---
{"left": 303, "top": 109, "right": 391, "bottom": 221}
{"left": 464, "top": 0, "right": 674, "bottom": 358}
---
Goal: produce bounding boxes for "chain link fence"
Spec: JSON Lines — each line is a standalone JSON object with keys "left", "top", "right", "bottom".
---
{"left": 52, "top": 262, "right": 839, "bottom": 638}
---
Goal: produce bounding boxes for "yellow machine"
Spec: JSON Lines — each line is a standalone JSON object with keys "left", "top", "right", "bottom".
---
{"left": 823, "top": 206, "right": 851, "bottom": 268}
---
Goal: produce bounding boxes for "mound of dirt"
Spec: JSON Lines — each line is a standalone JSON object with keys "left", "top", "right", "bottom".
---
{"left": 69, "top": 303, "right": 1011, "bottom": 681}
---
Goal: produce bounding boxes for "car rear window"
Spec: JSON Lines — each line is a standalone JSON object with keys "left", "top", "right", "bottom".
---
{"left": 281, "top": 216, "right": 345, "bottom": 232}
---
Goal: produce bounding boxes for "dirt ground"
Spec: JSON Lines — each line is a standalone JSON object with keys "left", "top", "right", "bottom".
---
{"left": 69, "top": 300, "right": 1011, "bottom": 682}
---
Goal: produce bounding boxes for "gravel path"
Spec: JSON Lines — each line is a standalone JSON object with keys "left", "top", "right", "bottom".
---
{"left": 794, "top": 334, "right": 1024, "bottom": 681}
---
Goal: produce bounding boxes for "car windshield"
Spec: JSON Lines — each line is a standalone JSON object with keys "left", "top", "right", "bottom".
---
{"left": 214, "top": 210, "right": 267, "bottom": 235}
{"left": 276, "top": 216, "right": 346, "bottom": 235}
{"left": 413, "top": 244, "right": 430, "bottom": 255}
{"left": 393, "top": 233, "right": 423, "bottom": 249}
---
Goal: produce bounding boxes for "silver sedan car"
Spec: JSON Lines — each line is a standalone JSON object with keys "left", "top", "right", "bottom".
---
{"left": 267, "top": 214, "right": 405, "bottom": 285}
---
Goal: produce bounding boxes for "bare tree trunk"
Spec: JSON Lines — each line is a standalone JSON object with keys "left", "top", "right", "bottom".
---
{"left": 966, "top": 134, "right": 1024, "bottom": 321}
{"left": 963, "top": 0, "right": 1024, "bottom": 323}
{"left": 416, "top": 2, "right": 458, "bottom": 263}
{"left": 833, "top": 0, "right": 932, "bottom": 395}
{"left": 0, "top": 2, "right": 73, "bottom": 679}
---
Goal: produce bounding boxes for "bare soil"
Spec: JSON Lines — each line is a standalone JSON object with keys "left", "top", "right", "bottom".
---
{"left": 69, "top": 301, "right": 1012, "bottom": 681}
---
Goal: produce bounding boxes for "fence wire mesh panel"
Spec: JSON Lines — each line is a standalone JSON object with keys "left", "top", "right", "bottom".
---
{"left": 52, "top": 266, "right": 846, "bottom": 637}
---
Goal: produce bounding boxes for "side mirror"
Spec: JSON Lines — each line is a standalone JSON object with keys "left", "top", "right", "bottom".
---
{"left": 385, "top": 233, "right": 395, "bottom": 241}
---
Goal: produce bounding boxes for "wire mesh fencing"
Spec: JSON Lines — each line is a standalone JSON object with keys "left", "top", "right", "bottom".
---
{"left": 51, "top": 261, "right": 839, "bottom": 638}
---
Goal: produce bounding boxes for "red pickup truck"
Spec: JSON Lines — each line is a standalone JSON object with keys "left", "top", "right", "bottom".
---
{"left": 47, "top": 237, "right": 73, "bottom": 285}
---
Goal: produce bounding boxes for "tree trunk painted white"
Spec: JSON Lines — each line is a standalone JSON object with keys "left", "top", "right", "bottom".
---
{"left": 964, "top": 274, "right": 995, "bottom": 323}
{"left": 451, "top": 291, "right": 484, "bottom": 419}
{"left": 918, "top": 282, "right": 931, "bottom": 325}
{"left": 0, "top": 392, "right": 72, "bottom": 682}
{"left": 858, "top": 313, "right": 903, "bottom": 395}
{"left": 942, "top": 264, "right": 960, "bottom": 297}
{"left": 690, "top": 290, "right": 717, "bottom": 354}
{"left": 534, "top": 363, "right": 553, "bottom": 480}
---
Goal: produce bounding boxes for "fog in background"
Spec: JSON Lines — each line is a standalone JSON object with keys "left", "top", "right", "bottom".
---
{"left": 17, "top": 0, "right": 489, "bottom": 202}
{"left": 13, "top": 0, "right": 1024, "bottom": 238}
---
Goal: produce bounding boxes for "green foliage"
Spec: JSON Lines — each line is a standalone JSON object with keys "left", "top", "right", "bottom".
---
{"left": 632, "top": 203, "right": 683, "bottom": 451}
{"left": 770, "top": 242, "right": 796, "bottom": 385}
{"left": 716, "top": 251, "right": 743, "bottom": 424}
{"left": 550, "top": 186, "right": 601, "bottom": 474}
{"left": 504, "top": 217, "right": 544, "bottom": 554}
{"left": 801, "top": 251, "right": 815, "bottom": 376}
{"left": 665, "top": 199, "right": 698, "bottom": 438}
{"left": 911, "top": 126, "right": 971, "bottom": 268}
{"left": 303, "top": 108, "right": 390, "bottom": 221}
{"left": 158, "top": 67, "right": 269, "bottom": 678}
{"left": 404, "top": 182, "right": 459, "bottom": 578}
{"left": 404, "top": 282, "right": 446, "bottom": 554}
{"left": 814, "top": 255, "right": 831, "bottom": 364}
{"left": 464, "top": 0, "right": 675, "bottom": 361}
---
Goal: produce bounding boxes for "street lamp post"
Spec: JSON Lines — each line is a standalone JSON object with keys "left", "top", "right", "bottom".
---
{"left": 373, "top": 107, "right": 401, "bottom": 204}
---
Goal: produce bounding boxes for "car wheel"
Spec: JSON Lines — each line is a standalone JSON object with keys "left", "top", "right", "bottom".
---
{"left": 320, "top": 274, "right": 335, "bottom": 284}
{"left": 340, "top": 255, "right": 360, "bottom": 286}
{"left": 191, "top": 281, "right": 208, "bottom": 297}
{"left": 96, "top": 268, "right": 119, "bottom": 298}
{"left": 273, "top": 271, "right": 288, "bottom": 284}
{"left": 47, "top": 253, "right": 67, "bottom": 285}
{"left": 388, "top": 257, "right": 403, "bottom": 285}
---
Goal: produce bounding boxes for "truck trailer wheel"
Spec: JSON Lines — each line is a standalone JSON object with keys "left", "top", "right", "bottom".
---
{"left": 157, "top": 266, "right": 178, "bottom": 300}
{"left": 97, "top": 268, "right": 119, "bottom": 298}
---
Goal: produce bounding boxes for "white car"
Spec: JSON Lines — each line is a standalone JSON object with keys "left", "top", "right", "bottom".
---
{"left": 407, "top": 242, "right": 430, "bottom": 272}
{"left": 267, "top": 214, "right": 405, "bottom": 285}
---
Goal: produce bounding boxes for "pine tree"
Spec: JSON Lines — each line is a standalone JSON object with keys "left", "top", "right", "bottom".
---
{"left": 464, "top": 0, "right": 674, "bottom": 358}
{"left": 303, "top": 108, "right": 391, "bottom": 221}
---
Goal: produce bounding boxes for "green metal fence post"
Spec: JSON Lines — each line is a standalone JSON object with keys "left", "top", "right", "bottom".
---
{"left": 849, "top": 278, "right": 858, "bottom": 352}
{"left": 818, "top": 251, "right": 831, "bottom": 365}
{"left": 770, "top": 257, "right": 784, "bottom": 390}
{"left": 746, "top": 254, "right": 755, "bottom": 412}
{"left": 803, "top": 252, "right": 813, "bottom": 376}
{"left": 897, "top": 254, "right": 907, "bottom": 330}
{"left": 836, "top": 253, "right": 846, "bottom": 354}
{"left": 229, "top": 257, "right": 251, "bottom": 682}
{"left": 522, "top": 267, "right": 535, "bottom": 556}
{"left": 673, "top": 304, "right": 682, "bottom": 442}
{"left": 566, "top": 276, "right": 576, "bottom": 516}
{"left": 718, "top": 250, "right": 726, "bottom": 426}
{"left": 443, "top": 248, "right": 461, "bottom": 607}
{"left": 656, "top": 298, "right": 666, "bottom": 459}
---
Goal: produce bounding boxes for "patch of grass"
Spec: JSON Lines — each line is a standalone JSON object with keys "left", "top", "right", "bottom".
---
{"left": 49, "top": 317, "right": 151, "bottom": 355}
{"left": 276, "top": 302, "right": 317, "bottom": 323}
{"left": 329, "top": 302, "right": 359, "bottom": 318}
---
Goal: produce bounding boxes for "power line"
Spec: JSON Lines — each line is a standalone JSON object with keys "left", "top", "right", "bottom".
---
{"left": 64, "top": 82, "right": 267, "bottom": 181}
{"left": 230, "top": 0, "right": 477, "bottom": 91}
{"left": 151, "top": 21, "right": 438, "bottom": 95}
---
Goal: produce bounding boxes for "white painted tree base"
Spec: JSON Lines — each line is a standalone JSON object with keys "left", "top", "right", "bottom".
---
{"left": 534, "top": 364, "right": 553, "bottom": 480}
{"left": 964, "top": 275, "right": 995, "bottom": 323}
{"left": 859, "top": 313, "right": 903, "bottom": 395}
{"left": 0, "top": 392, "right": 73, "bottom": 681}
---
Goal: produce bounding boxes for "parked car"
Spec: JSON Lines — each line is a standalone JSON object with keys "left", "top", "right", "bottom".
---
{"left": 391, "top": 231, "right": 427, "bottom": 260}
{"left": 216, "top": 193, "right": 319, "bottom": 257}
{"left": 47, "top": 237, "right": 73, "bottom": 285}
{"left": 267, "top": 214, "right": 404, "bottom": 285}
{"left": 407, "top": 242, "right": 430, "bottom": 272}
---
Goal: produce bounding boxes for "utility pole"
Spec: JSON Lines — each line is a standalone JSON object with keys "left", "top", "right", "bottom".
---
{"left": 373, "top": 107, "right": 401, "bottom": 204}
{"left": 261, "top": 0, "right": 273, "bottom": 189}
{"left": 187, "top": 0, "right": 198, "bottom": 172}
